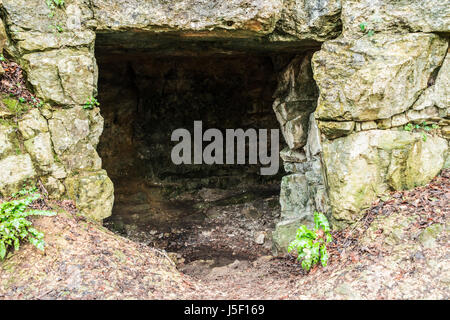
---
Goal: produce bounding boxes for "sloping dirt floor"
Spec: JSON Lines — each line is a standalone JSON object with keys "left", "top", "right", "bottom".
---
{"left": 0, "top": 170, "right": 448, "bottom": 300}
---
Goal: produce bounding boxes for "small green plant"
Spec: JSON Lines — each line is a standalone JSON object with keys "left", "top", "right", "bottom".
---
{"left": 359, "top": 22, "right": 367, "bottom": 32}
{"left": 0, "top": 187, "right": 56, "bottom": 259}
{"left": 288, "top": 212, "right": 333, "bottom": 272}
{"left": 403, "top": 123, "right": 413, "bottom": 132}
{"left": 403, "top": 121, "right": 439, "bottom": 141}
{"left": 50, "top": 24, "right": 64, "bottom": 33}
{"left": 83, "top": 97, "right": 100, "bottom": 110}
{"left": 46, "top": 0, "right": 65, "bottom": 18}
{"left": 31, "top": 97, "right": 44, "bottom": 108}
{"left": 359, "top": 22, "right": 375, "bottom": 37}
{"left": 18, "top": 97, "right": 26, "bottom": 104}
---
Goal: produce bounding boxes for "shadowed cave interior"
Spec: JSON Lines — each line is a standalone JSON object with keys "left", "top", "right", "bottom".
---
{"left": 95, "top": 37, "right": 318, "bottom": 264}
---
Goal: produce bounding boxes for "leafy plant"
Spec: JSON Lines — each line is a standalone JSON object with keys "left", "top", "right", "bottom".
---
{"left": 31, "top": 97, "right": 44, "bottom": 108}
{"left": 403, "top": 121, "right": 439, "bottom": 141}
{"left": 46, "top": 0, "right": 65, "bottom": 18}
{"left": 83, "top": 97, "right": 100, "bottom": 110}
{"left": 359, "top": 22, "right": 375, "bottom": 37}
{"left": 0, "top": 187, "right": 56, "bottom": 259}
{"left": 403, "top": 123, "right": 413, "bottom": 132}
{"left": 288, "top": 212, "right": 333, "bottom": 272}
{"left": 50, "top": 24, "right": 64, "bottom": 33}
{"left": 359, "top": 22, "right": 367, "bottom": 32}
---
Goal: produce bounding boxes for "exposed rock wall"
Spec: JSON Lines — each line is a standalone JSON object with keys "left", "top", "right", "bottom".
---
{"left": 311, "top": 1, "right": 449, "bottom": 229}
{"left": 0, "top": 1, "right": 448, "bottom": 253}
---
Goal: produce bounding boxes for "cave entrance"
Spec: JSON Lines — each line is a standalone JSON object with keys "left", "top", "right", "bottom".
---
{"left": 95, "top": 35, "right": 319, "bottom": 267}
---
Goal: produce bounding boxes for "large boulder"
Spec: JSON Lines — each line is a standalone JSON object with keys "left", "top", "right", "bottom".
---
{"left": 65, "top": 170, "right": 114, "bottom": 221}
{"left": 312, "top": 33, "right": 448, "bottom": 122}
{"left": 323, "top": 130, "right": 448, "bottom": 228}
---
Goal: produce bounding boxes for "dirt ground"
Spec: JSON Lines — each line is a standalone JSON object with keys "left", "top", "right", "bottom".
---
{"left": 0, "top": 170, "right": 448, "bottom": 299}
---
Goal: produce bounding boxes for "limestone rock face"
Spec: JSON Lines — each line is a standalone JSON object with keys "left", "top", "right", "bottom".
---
{"left": 0, "top": 154, "right": 36, "bottom": 195}
{"left": 323, "top": 130, "right": 448, "bottom": 228}
{"left": 0, "top": 0, "right": 448, "bottom": 233}
{"left": 412, "top": 54, "right": 450, "bottom": 119}
{"left": 273, "top": 53, "right": 318, "bottom": 150}
{"left": 0, "top": 125, "right": 14, "bottom": 157}
{"left": 93, "top": 0, "right": 283, "bottom": 35}
{"left": 318, "top": 120, "right": 354, "bottom": 139}
{"left": 275, "top": 0, "right": 342, "bottom": 41}
{"left": 24, "top": 132, "right": 55, "bottom": 173}
{"left": 65, "top": 170, "right": 114, "bottom": 221}
{"left": 342, "top": 0, "right": 450, "bottom": 36}
{"left": 22, "top": 49, "right": 97, "bottom": 106}
{"left": 312, "top": 33, "right": 448, "bottom": 121}
{"left": 274, "top": 113, "right": 329, "bottom": 253}
{"left": 49, "top": 106, "right": 102, "bottom": 172}
{"left": 18, "top": 108, "right": 48, "bottom": 140}
{"left": 2, "top": 0, "right": 95, "bottom": 54}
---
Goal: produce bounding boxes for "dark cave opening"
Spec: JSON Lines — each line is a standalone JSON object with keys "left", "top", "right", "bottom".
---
{"left": 96, "top": 46, "right": 288, "bottom": 261}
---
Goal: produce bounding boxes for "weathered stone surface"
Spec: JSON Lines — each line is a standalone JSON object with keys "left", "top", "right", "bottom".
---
{"left": 312, "top": 33, "right": 448, "bottom": 122}
{"left": 65, "top": 170, "right": 114, "bottom": 221}
{"left": 0, "top": 16, "right": 7, "bottom": 53}
{"left": 391, "top": 114, "right": 409, "bottom": 128}
{"left": 342, "top": 0, "right": 450, "bottom": 36}
{"left": 412, "top": 54, "right": 450, "bottom": 119}
{"left": 323, "top": 130, "right": 448, "bottom": 227}
{"left": 305, "top": 113, "right": 321, "bottom": 157}
{"left": 2, "top": 0, "right": 95, "bottom": 53}
{"left": 280, "top": 147, "right": 306, "bottom": 163}
{"left": 48, "top": 107, "right": 91, "bottom": 155}
{"left": 406, "top": 107, "right": 440, "bottom": 124}
{"left": 60, "top": 141, "right": 102, "bottom": 172}
{"left": 93, "top": 0, "right": 283, "bottom": 35}
{"left": 18, "top": 108, "right": 48, "bottom": 140}
{"left": 442, "top": 126, "right": 450, "bottom": 141}
{"left": 279, "top": 173, "right": 310, "bottom": 220}
{"left": 318, "top": 120, "right": 354, "bottom": 139}
{"left": 22, "top": 48, "right": 96, "bottom": 105}
{"left": 41, "top": 175, "right": 66, "bottom": 199}
{"left": 0, "top": 154, "right": 36, "bottom": 196}
{"left": 24, "top": 132, "right": 54, "bottom": 173}
{"left": 273, "top": 53, "right": 318, "bottom": 149}
{"left": 48, "top": 106, "right": 102, "bottom": 171}
{"left": 0, "top": 0, "right": 447, "bottom": 244}
{"left": 272, "top": 218, "right": 311, "bottom": 254}
{"left": 275, "top": 112, "right": 329, "bottom": 252}
{"left": 0, "top": 124, "right": 14, "bottom": 157}
{"left": 275, "top": 0, "right": 341, "bottom": 41}
{"left": 404, "top": 136, "right": 449, "bottom": 189}
{"left": 14, "top": 30, "right": 95, "bottom": 54}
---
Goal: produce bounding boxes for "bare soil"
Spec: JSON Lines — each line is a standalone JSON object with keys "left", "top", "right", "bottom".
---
{"left": 0, "top": 171, "right": 448, "bottom": 299}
